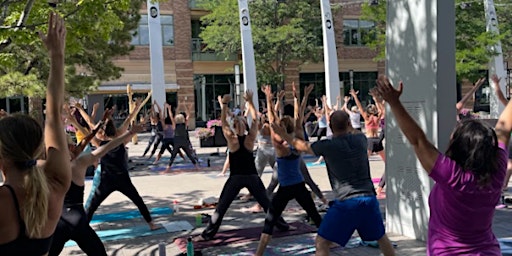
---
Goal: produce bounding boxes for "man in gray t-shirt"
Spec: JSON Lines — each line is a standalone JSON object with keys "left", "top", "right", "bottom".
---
{"left": 311, "top": 132, "right": 375, "bottom": 200}
{"left": 271, "top": 110, "right": 395, "bottom": 256}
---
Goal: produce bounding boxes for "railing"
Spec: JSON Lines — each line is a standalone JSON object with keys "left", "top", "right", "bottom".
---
{"left": 191, "top": 38, "right": 237, "bottom": 61}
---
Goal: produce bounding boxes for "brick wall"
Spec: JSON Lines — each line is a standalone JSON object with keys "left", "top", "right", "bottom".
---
{"left": 172, "top": 0, "right": 196, "bottom": 128}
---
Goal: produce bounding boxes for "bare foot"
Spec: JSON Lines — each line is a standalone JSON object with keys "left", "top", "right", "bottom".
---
{"left": 160, "top": 168, "right": 171, "bottom": 174}
{"left": 148, "top": 222, "right": 162, "bottom": 231}
{"left": 192, "top": 235, "right": 206, "bottom": 242}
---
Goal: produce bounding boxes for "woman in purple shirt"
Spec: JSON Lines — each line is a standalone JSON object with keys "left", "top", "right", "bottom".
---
{"left": 374, "top": 75, "right": 511, "bottom": 256}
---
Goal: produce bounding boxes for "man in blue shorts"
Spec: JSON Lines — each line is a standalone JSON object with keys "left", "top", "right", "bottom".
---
{"left": 271, "top": 110, "right": 395, "bottom": 256}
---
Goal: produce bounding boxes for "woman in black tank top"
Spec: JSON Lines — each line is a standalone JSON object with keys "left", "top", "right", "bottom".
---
{"left": 0, "top": 14, "right": 71, "bottom": 255}
{"left": 50, "top": 120, "right": 144, "bottom": 255}
{"left": 161, "top": 103, "right": 199, "bottom": 173}
{"left": 195, "top": 92, "right": 289, "bottom": 242}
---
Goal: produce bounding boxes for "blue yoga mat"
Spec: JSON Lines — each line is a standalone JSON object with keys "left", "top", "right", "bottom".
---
{"left": 90, "top": 207, "right": 173, "bottom": 225}
{"left": 306, "top": 162, "right": 325, "bottom": 168}
{"left": 64, "top": 224, "right": 168, "bottom": 247}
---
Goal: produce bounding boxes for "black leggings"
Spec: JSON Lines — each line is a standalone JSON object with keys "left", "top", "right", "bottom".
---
{"left": 49, "top": 206, "right": 107, "bottom": 256}
{"left": 142, "top": 133, "right": 157, "bottom": 156}
{"left": 263, "top": 182, "right": 322, "bottom": 235}
{"left": 167, "top": 138, "right": 197, "bottom": 167}
{"left": 158, "top": 138, "right": 174, "bottom": 155}
{"left": 85, "top": 175, "right": 152, "bottom": 223}
{"left": 149, "top": 133, "right": 164, "bottom": 156}
{"left": 201, "top": 175, "right": 289, "bottom": 240}
{"left": 266, "top": 158, "right": 324, "bottom": 200}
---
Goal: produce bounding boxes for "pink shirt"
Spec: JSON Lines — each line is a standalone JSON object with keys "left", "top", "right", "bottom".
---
{"left": 427, "top": 142, "right": 507, "bottom": 255}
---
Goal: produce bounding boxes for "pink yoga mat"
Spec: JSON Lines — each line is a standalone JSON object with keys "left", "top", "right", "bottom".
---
{"left": 174, "top": 222, "right": 317, "bottom": 252}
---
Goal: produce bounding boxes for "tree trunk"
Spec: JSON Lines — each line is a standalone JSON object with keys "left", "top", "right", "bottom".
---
{"left": 29, "top": 96, "right": 44, "bottom": 126}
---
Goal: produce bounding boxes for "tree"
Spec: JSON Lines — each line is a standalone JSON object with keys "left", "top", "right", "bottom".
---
{"left": 361, "top": 0, "right": 512, "bottom": 81}
{"left": 198, "top": 0, "right": 324, "bottom": 89}
{"left": 0, "top": 0, "right": 147, "bottom": 99}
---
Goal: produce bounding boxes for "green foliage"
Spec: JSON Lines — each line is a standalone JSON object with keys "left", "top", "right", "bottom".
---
{"left": 360, "top": 0, "right": 512, "bottom": 81}
{"left": 0, "top": 0, "right": 148, "bottom": 98}
{"left": 198, "top": 0, "right": 323, "bottom": 88}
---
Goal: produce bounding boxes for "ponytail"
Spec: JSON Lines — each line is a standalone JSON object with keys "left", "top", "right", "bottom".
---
{"left": 23, "top": 165, "right": 49, "bottom": 237}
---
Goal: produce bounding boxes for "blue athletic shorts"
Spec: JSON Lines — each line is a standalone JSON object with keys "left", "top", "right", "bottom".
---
{"left": 318, "top": 196, "right": 385, "bottom": 246}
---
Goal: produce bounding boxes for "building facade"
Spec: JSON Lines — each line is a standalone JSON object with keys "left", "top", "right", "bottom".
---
{"left": 81, "top": 0, "right": 507, "bottom": 128}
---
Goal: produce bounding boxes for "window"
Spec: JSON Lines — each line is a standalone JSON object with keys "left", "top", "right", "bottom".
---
{"left": 343, "top": 19, "right": 375, "bottom": 46}
{"left": 131, "top": 15, "right": 174, "bottom": 46}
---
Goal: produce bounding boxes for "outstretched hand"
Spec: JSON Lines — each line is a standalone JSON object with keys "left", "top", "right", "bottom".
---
{"left": 375, "top": 76, "right": 403, "bottom": 103}
{"left": 243, "top": 90, "right": 254, "bottom": 102}
{"left": 221, "top": 94, "right": 232, "bottom": 104}
{"left": 491, "top": 74, "right": 501, "bottom": 87}
{"left": 39, "top": 12, "right": 66, "bottom": 55}
{"left": 304, "top": 84, "right": 314, "bottom": 98}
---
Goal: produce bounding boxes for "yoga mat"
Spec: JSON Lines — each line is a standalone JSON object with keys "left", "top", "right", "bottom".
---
{"left": 202, "top": 236, "right": 363, "bottom": 256}
{"left": 305, "top": 162, "right": 325, "bottom": 168}
{"left": 500, "top": 238, "right": 512, "bottom": 255}
{"left": 65, "top": 220, "right": 193, "bottom": 247}
{"left": 90, "top": 207, "right": 173, "bottom": 224}
{"left": 174, "top": 221, "right": 317, "bottom": 252}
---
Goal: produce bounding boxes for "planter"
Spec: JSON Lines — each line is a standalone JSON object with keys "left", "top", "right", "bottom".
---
{"left": 200, "top": 136, "right": 215, "bottom": 147}
{"left": 213, "top": 126, "right": 227, "bottom": 147}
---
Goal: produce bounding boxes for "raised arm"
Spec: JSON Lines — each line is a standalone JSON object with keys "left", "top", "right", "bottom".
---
{"left": 90, "top": 102, "right": 99, "bottom": 122}
{"left": 350, "top": 89, "right": 368, "bottom": 120}
{"left": 271, "top": 122, "right": 314, "bottom": 155}
{"left": 244, "top": 90, "right": 259, "bottom": 144}
{"left": 41, "top": 13, "right": 71, "bottom": 193}
{"left": 342, "top": 96, "right": 352, "bottom": 114}
{"left": 75, "top": 124, "right": 143, "bottom": 170}
{"left": 118, "top": 91, "right": 152, "bottom": 135}
{"left": 166, "top": 103, "right": 176, "bottom": 129}
{"left": 220, "top": 95, "right": 234, "bottom": 138}
{"left": 275, "top": 90, "right": 285, "bottom": 118}
{"left": 491, "top": 75, "right": 509, "bottom": 107}
{"left": 63, "top": 105, "right": 89, "bottom": 137}
{"left": 456, "top": 77, "right": 485, "bottom": 114}
{"left": 374, "top": 76, "right": 439, "bottom": 173}
{"left": 74, "top": 103, "right": 95, "bottom": 128}
{"left": 264, "top": 85, "right": 278, "bottom": 125}
{"left": 294, "top": 84, "right": 314, "bottom": 140}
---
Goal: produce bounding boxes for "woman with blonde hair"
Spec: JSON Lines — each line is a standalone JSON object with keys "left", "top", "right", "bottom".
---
{"left": 161, "top": 103, "right": 199, "bottom": 173}
{"left": 0, "top": 13, "right": 71, "bottom": 255}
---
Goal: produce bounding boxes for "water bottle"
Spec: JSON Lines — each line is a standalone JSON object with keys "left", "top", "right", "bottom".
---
{"left": 158, "top": 242, "right": 166, "bottom": 256}
{"left": 186, "top": 236, "right": 194, "bottom": 256}
{"left": 195, "top": 214, "right": 202, "bottom": 227}
{"left": 173, "top": 200, "right": 180, "bottom": 214}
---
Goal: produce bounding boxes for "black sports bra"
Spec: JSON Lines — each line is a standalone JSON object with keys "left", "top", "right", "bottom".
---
{"left": 0, "top": 184, "right": 53, "bottom": 255}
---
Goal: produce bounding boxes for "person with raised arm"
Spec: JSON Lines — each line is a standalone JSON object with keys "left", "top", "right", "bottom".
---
{"left": 255, "top": 84, "right": 323, "bottom": 255}
{"left": 160, "top": 103, "right": 199, "bottom": 173}
{"left": 490, "top": 74, "right": 512, "bottom": 207}
{"left": 374, "top": 75, "right": 510, "bottom": 255}
{"left": 85, "top": 101, "right": 159, "bottom": 231}
{"left": 0, "top": 12, "right": 72, "bottom": 255}
{"left": 456, "top": 77, "right": 485, "bottom": 121}
{"left": 49, "top": 110, "right": 126, "bottom": 256}
{"left": 271, "top": 98, "right": 395, "bottom": 255}
{"left": 194, "top": 91, "right": 289, "bottom": 242}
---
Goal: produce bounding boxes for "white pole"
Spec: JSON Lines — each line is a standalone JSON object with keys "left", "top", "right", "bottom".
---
{"left": 320, "top": 0, "right": 340, "bottom": 108}
{"left": 238, "top": 0, "right": 259, "bottom": 113}
{"left": 201, "top": 76, "right": 206, "bottom": 121}
{"left": 147, "top": 1, "right": 166, "bottom": 108}
{"left": 484, "top": 0, "right": 506, "bottom": 118}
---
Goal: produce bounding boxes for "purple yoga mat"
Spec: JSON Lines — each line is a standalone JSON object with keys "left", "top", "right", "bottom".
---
{"left": 174, "top": 222, "right": 317, "bottom": 252}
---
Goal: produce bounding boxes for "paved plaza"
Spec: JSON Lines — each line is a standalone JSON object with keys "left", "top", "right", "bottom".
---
{"left": 57, "top": 133, "right": 512, "bottom": 256}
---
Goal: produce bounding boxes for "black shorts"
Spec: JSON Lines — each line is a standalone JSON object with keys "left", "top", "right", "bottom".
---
{"left": 367, "top": 137, "right": 384, "bottom": 153}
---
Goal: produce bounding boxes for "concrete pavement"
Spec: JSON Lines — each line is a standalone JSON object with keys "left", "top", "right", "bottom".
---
{"left": 59, "top": 133, "right": 512, "bottom": 256}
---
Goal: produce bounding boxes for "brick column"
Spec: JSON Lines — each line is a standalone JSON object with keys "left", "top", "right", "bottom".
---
{"left": 173, "top": 0, "right": 196, "bottom": 128}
